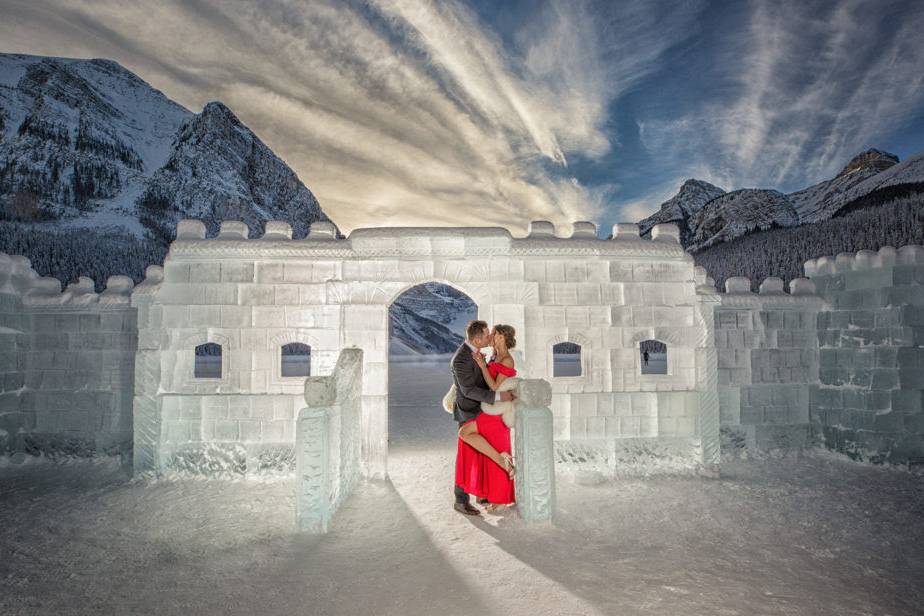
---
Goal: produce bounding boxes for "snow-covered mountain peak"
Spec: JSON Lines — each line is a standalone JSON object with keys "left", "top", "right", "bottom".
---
{"left": 834, "top": 148, "right": 898, "bottom": 179}
{"left": 638, "top": 177, "right": 725, "bottom": 241}
{"left": 790, "top": 149, "right": 907, "bottom": 223}
{"left": 137, "top": 95, "right": 329, "bottom": 242}
{"left": 672, "top": 179, "right": 726, "bottom": 214}
{"left": 638, "top": 147, "right": 923, "bottom": 250}
{"left": 0, "top": 52, "right": 330, "bottom": 241}
{"left": 678, "top": 177, "right": 720, "bottom": 192}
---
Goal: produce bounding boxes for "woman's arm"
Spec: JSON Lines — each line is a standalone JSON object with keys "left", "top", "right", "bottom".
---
{"left": 472, "top": 352, "right": 507, "bottom": 390}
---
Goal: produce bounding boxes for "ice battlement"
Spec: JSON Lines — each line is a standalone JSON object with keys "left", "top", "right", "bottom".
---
{"left": 716, "top": 276, "right": 824, "bottom": 307}
{"left": 0, "top": 252, "right": 134, "bottom": 307}
{"left": 804, "top": 244, "right": 924, "bottom": 277}
{"left": 164, "top": 219, "right": 692, "bottom": 260}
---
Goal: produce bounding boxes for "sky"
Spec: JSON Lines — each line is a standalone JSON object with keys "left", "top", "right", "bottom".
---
{"left": 1, "top": 0, "right": 923, "bottom": 235}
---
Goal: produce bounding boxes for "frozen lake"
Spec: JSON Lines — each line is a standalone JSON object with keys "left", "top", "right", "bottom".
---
{"left": 1, "top": 355, "right": 923, "bottom": 615}
{"left": 388, "top": 353, "right": 458, "bottom": 451}
{"left": 640, "top": 352, "right": 667, "bottom": 375}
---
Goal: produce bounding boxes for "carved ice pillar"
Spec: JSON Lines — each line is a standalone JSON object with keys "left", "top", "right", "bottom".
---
{"left": 514, "top": 378, "right": 556, "bottom": 525}
{"left": 343, "top": 305, "right": 388, "bottom": 479}
{"left": 695, "top": 288, "right": 723, "bottom": 471}
{"left": 131, "top": 265, "right": 164, "bottom": 474}
{"left": 296, "top": 348, "right": 363, "bottom": 534}
{"left": 296, "top": 403, "right": 332, "bottom": 533}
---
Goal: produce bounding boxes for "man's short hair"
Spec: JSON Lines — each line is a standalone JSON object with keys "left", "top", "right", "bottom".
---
{"left": 465, "top": 319, "right": 489, "bottom": 340}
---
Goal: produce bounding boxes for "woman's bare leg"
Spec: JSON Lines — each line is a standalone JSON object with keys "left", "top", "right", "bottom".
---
{"left": 459, "top": 422, "right": 502, "bottom": 466}
{"left": 459, "top": 422, "right": 511, "bottom": 474}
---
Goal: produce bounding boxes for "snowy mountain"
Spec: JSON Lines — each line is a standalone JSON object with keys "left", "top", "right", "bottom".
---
{"left": 788, "top": 149, "right": 900, "bottom": 222}
{"left": 688, "top": 188, "right": 799, "bottom": 251}
{"left": 637, "top": 179, "right": 725, "bottom": 243}
{"left": 137, "top": 101, "right": 327, "bottom": 243}
{"left": 639, "top": 147, "right": 924, "bottom": 251}
{"left": 0, "top": 53, "right": 329, "bottom": 239}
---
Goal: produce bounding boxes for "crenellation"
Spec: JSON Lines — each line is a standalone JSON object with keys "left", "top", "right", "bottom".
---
{"left": 879, "top": 246, "right": 897, "bottom": 266}
{"left": 262, "top": 221, "right": 293, "bottom": 239}
{"left": 571, "top": 221, "right": 598, "bottom": 238}
{"left": 725, "top": 277, "right": 752, "bottom": 294}
{"left": 834, "top": 252, "right": 855, "bottom": 272}
{"left": 758, "top": 277, "right": 784, "bottom": 295}
{"left": 308, "top": 221, "right": 339, "bottom": 240}
{"left": 612, "top": 223, "right": 640, "bottom": 240}
{"left": 217, "top": 220, "right": 249, "bottom": 239}
{"left": 651, "top": 223, "right": 680, "bottom": 243}
{"left": 528, "top": 220, "right": 556, "bottom": 238}
{"left": 898, "top": 244, "right": 924, "bottom": 265}
{"left": 176, "top": 219, "right": 207, "bottom": 240}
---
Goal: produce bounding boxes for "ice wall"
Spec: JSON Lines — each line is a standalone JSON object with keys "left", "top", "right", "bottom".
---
{"left": 805, "top": 246, "right": 924, "bottom": 463}
{"left": 714, "top": 276, "right": 823, "bottom": 453}
{"left": 0, "top": 252, "right": 136, "bottom": 456}
{"left": 135, "top": 219, "right": 722, "bottom": 475}
{"left": 5, "top": 228, "right": 922, "bottom": 470}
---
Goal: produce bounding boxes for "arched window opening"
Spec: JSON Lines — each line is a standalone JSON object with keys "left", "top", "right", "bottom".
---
{"left": 640, "top": 340, "right": 667, "bottom": 375}
{"left": 552, "top": 342, "right": 582, "bottom": 377}
{"left": 194, "top": 343, "right": 222, "bottom": 378}
{"left": 281, "top": 343, "right": 312, "bottom": 377}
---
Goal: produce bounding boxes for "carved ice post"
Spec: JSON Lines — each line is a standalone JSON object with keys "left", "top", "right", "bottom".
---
{"left": 296, "top": 363, "right": 338, "bottom": 533}
{"left": 514, "top": 378, "right": 556, "bottom": 525}
{"left": 131, "top": 265, "right": 164, "bottom": 475}
{"left": 695, "top": 289, "right": 722, "bottom": 473}
{"left": 296, "top": 348, "right": 363, "bottom": 534}
{"left": 296, "top": 402, "right": 332, "bottom": 533}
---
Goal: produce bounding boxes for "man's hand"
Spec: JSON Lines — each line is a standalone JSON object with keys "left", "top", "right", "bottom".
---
{"left": 499, "top": 391, "right": 516, "bottom": 402}
{"left": 472, "top": 350, "right": 486, "bottom": 368}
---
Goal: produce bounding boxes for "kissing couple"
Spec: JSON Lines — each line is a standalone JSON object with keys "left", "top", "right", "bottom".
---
{"left": 448, "top": 320, "right": 519, "bottom": 516}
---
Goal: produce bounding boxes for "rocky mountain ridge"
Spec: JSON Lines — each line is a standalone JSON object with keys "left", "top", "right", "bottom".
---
{"left": 0, "top": 53, "right": 329, "bottom": 239}
{"left": 640, "top": 148, "right": 924, "bottom": 251}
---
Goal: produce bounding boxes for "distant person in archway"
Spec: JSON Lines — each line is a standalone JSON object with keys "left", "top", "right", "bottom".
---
{"left": 643, "top": 350, "right": 650, "bottom": 366}
{"left": 450, "top": 320, "right": 516, "bottom": 516}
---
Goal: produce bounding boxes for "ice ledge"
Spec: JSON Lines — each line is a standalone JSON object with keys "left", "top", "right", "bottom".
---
{"left": 165, "top": 219, "right": 693, "bottom": 260}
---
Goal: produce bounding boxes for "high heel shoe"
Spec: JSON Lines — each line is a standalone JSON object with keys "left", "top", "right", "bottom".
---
{"left": 499, "top": 452, "right": 516, "bottom": 479}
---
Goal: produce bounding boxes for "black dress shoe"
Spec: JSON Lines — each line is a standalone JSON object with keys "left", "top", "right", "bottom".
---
{"left": 453, "top": 502, "right": 481, "bottom": 516}
{"left": 477, "top": 498, "right": 489, "bottom": 505}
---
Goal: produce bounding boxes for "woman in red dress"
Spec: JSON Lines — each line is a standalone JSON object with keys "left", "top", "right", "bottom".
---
{"left": 455, "top": 324, "right": 517, "bottom": 510}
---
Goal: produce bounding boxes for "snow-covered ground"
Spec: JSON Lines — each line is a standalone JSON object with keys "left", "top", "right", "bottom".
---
{"left": 1, "top": 358, "right": 923, "bottom": 615}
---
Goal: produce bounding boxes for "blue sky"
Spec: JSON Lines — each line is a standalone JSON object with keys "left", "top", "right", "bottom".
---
{"left": 1, "top": 0, "right": 923, "bottom": 234}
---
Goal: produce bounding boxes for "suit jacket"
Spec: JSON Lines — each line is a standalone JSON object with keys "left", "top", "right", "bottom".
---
{"left": 450, "top": 342, "right": 494, "bottom": 424}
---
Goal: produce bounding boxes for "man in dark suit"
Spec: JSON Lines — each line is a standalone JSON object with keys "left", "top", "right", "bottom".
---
{"left": 451, "top": 319, "right": 516, "bottom": 515}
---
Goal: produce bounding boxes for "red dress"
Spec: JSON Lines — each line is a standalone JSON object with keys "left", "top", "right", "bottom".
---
{"left": 455, "top": 361, "right": 516, "bottom": 505}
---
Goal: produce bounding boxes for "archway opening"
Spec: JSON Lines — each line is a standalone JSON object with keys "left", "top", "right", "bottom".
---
{"left": 387, "top": 282, "right": 477, "bottom": 452}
